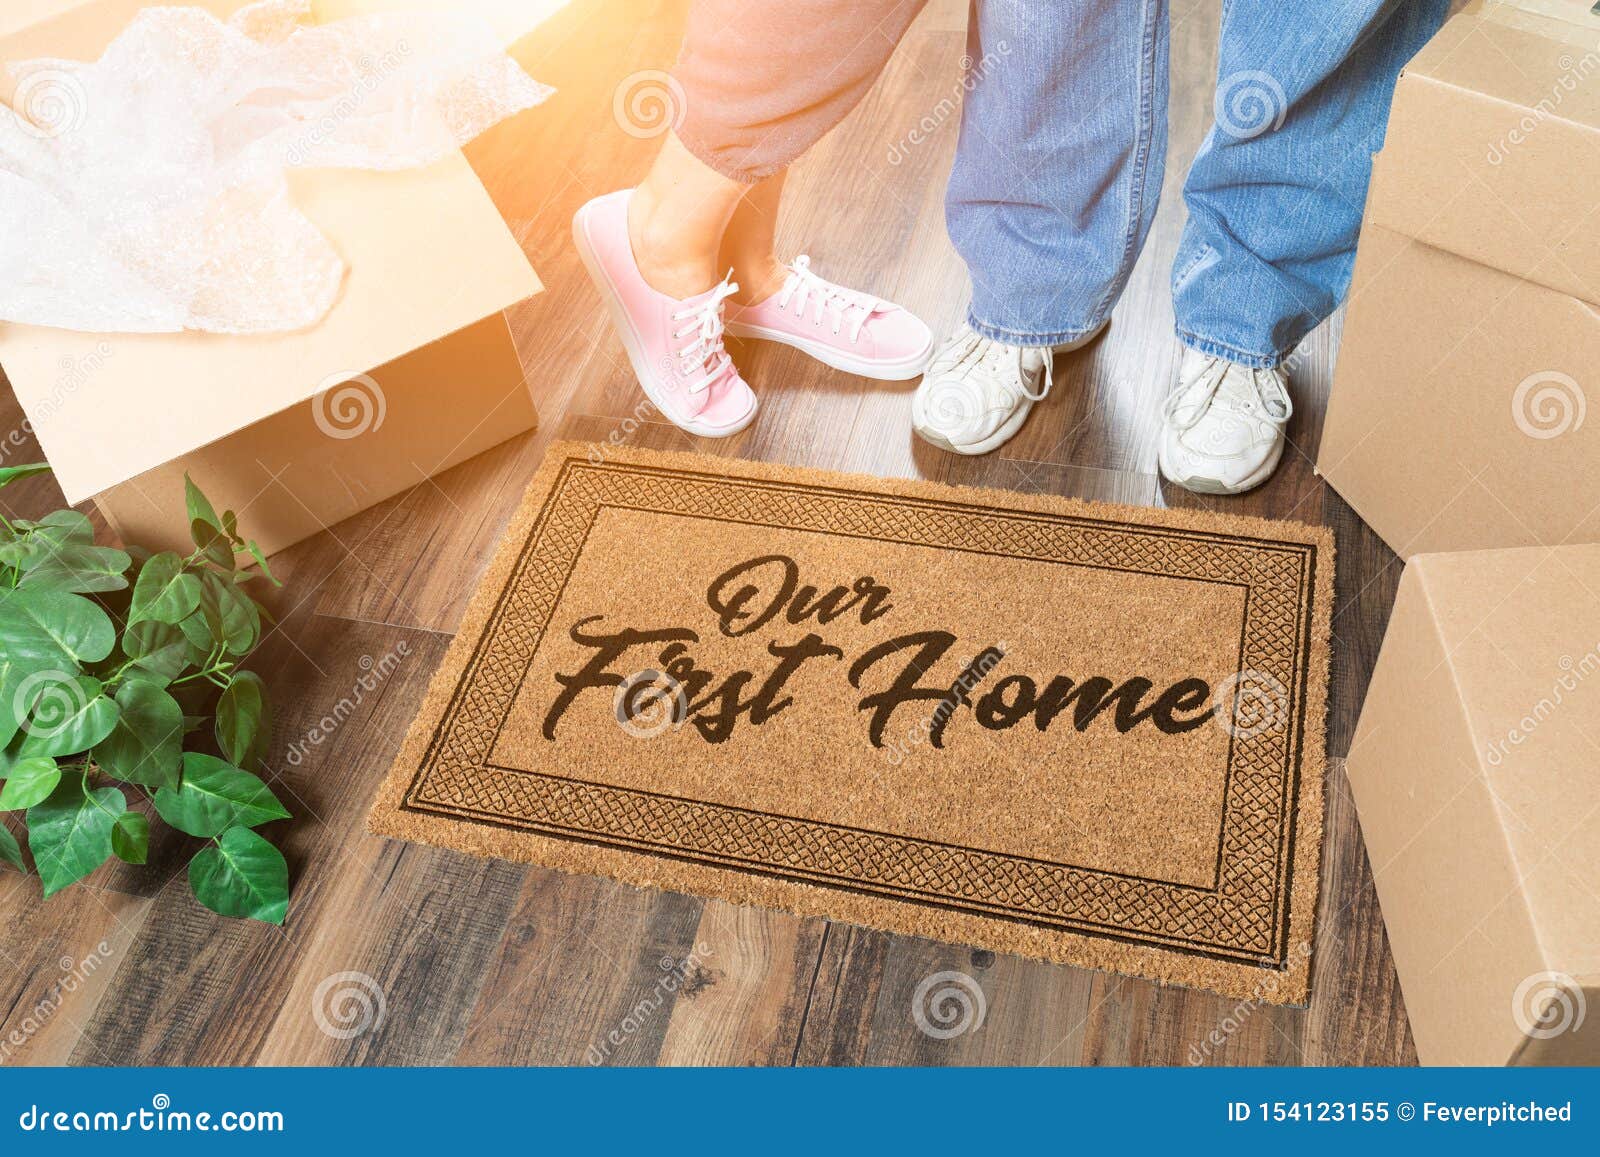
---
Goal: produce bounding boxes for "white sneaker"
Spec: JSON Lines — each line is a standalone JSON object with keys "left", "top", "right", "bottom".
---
{"left": 911, "top": 323, "right": 1106, "bottom": 456}
{"left": 1158, "top": 347, "right": 1293, "bottom": 495}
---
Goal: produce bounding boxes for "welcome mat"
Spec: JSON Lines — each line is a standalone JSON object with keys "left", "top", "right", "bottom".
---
{"left": 370, "top": 443, "right": 1333, "bottom": 1002}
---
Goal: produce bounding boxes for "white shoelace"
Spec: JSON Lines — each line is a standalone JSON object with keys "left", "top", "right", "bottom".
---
{"left": 942, "top": 328, "right": 1054, "bottom": 403}
{"left": 1162, "top": 356, "right": 1292, "bottom": 432}
{"left": 670, "top": 274, "right": 740, "bottom": 395}
{"left": 774, "top": 255, "right": 882, "bottom": 343}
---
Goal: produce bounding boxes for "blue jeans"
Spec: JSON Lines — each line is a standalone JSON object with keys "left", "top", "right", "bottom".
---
{"left": 945, "top": 0, "right": 1450, "bottom": 367}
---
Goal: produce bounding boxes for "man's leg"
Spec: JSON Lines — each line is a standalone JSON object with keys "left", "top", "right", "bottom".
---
{"left": 1171, "top": 0, "right": 1451, "bottom": 366}
{"left": 945, "top": 0, "right": 1170, "bottom": 347}
{"left": 1155, "top": 0, "right": 1449, "bottom": 496}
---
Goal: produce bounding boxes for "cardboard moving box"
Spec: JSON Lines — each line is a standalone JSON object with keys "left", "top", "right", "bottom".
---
{"left": 1346, "top": 544, "right": 1600, "bottom": 1066}
{"left": 0, "top": 0, "right": 541, "bottom": 556}
{"left": 1317, "top": 4, "right": 1600, "bottom": 559}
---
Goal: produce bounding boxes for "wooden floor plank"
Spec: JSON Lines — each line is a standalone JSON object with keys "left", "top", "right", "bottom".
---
{"left": 1326, "top": 489, "right": 1403, "bottom": 759}
{"left": 451, "top": 870, "right": 704, "bottom": 1066}
{"left": 253, "top": 841, "right": 528, "bottom": 1065}
{"left": 655, "top": 901, "right": 826, "bottom": 1066}
{"left": 1301, "top": 760, "right": 1417, "bottom": 1066}
{"left": 863, "top": 940, "right": 1098, "bottom": 1066}
{"left": 0, "top": 884, "right": 150, "bottom": 1066}
{"left": 791, "top": 924, "right": 892, "bottom": 1067}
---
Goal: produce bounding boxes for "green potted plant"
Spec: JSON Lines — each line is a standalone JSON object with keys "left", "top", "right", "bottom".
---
{"left": 0, "top": 463, "right": 291, "bottom": 923}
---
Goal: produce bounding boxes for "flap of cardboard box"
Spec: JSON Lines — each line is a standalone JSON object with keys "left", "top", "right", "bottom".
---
{"left": 0, "top": 0, "right": 542, "bottom": 504}
{"left": 1474, "top": 0, "right": 1600, "bottom": 48}
{"left": 1412, "top": 545, "right": 1600, "bottom": 976}
{"left": 1367, "top": 12, "right": 1600, "bottom": 308}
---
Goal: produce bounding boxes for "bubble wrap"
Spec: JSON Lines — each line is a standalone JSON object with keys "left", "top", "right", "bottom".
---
{"left": 0, "top": 0, "right": 552, "bottom": 334}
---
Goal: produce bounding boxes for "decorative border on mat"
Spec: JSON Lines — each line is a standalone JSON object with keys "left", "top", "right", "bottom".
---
{"left": 400, "top": 459, "right": 1319, "bottom": 968}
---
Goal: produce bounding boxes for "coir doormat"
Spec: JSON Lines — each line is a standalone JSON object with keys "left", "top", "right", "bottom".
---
{"left": 370, "top": 443, "right": 1332, "bottom": 1002}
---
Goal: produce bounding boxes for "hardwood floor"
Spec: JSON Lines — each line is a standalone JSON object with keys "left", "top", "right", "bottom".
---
{"left": 0, "top": 0, "right": 1415, "bottom": 1066}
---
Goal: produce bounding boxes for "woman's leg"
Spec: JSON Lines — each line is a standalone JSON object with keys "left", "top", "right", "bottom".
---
{"left": 626, "top": 0, "right": 927, "bottom": 300}
{"left": 627, "top": 131, "right": 748, "bottom": 299}
{"left": 625, "top": 141, "right": 788, "bottom": 303}
{"left": 574, "top": 0, "right": 933, "bottom": 439}
{"left": 717, "top": 171, "right": 787, "bottom": 306}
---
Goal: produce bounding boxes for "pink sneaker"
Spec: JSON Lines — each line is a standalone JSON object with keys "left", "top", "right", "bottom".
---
{"left": 572, "top": 190, "right": 757, "bottom": 438}
{"left": 725, "top": 256, "right": 934, "bottom": 381}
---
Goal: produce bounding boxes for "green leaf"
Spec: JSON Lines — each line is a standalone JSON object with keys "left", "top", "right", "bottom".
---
{"left": 25, "top": 772, "right": 123, "bottom": 897}
{"left": 30, "top": 509, "right": 94, "bottom": 546}
{"left": 153, "top": 753, "right": 289, "bottom": 837}
{"left": 120, "top": 620, "right": 192, "bottom": 685}
{"left": 216, "top": 671, "right": 269, "bottom": 768}
{"left": 0, "top": 756, "right": 60, "bottom": 810}
{"left": 207, "top": 574, "right": 256, "bottom": 654}
{"left": 0, "top": 821, "right": 22, "bottom": 871}
{"left": 188, "top": 826, "right": 288, "bottom": 924}
{"left": 0, "top": 537, "right": 49, "bottom": 573}
{"left": 111, "top": 811, "right": 149, "bottom": 864}
{"left": 18, "top": 545, "right": 131, "bottom": 594}
{"left": 0, "top": 588, "right": 116, "bottom": 666}
{"left": 16, "top": 676, "right": 118, "bottom": 759}
{"left": 94, "top": 680, "right": 183, "bottom": 789}
{"left": 185, "top": 474, "right": 222, "bottom": 534}
{"left": 0, "top": 658, "right": 28, "bottom": 750}
{"left": 129, "top": 551, "right": 202, "bottom": 625}
{"left": 4, "top": 514, "right": 97, "bottom": 577}
{"left": 244, "top": 541, "right": 281, "bottom": 587}
{"left": 191, "top": 520, "right": 234, "bottom": 570}
{"left": 178, "top": 594, "right": 224, "bottom": 655}
{"left": 0, "top": 463, "right": 51, "bottom": 489}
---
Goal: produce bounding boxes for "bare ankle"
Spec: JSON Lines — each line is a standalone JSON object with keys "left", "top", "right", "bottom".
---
{"left": 627, "top": 190, "right": 719, "bottom": 299}
{"left": 730, "top": 256, "right": 788, "bottom": 305}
